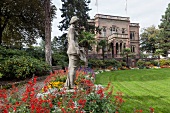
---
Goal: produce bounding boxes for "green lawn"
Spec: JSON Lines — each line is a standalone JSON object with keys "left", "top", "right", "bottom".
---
{"left": 95, "top": 68, "right": 170, "bottom": 113}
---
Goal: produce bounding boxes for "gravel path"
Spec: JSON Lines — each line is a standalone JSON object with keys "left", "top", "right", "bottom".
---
{"left": 0, "top": 76, "right": 48, "bottom": 96}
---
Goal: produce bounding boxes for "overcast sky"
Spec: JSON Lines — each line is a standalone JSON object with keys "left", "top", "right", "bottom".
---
{"left": 51, "top": 0, "right": 170, "bottom": 38}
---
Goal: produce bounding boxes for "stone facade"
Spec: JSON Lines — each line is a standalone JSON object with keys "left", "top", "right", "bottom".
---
{"left": 88, "top": 14, "right": 140, "bottom": 60}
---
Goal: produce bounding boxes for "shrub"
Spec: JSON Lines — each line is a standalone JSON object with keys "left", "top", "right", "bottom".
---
{"left": 88, "top": 59, "right": 105, "bottom": 68}
{"left": 160, "top": 59, "right": 170, "bottom": 66}
{"left": 104, "top": 59, "right": 122, "bottom": 68}
{"left": 0, "top": 56, "right": 51, "bottom": 79}
{"left": 150, "top": 60, "right": 158, "bottom": 66}
{"left": 89, "top": 59, "right": 122, "bottom": 69}
{"left": 25, "top": 46, "right": 45, "bottom": 60}
{"left": 121, "top": 62, "right": 127, "bottom": 67}
{"left": 145, "top": 61, "right": 151, "bottom": 66}
{"left": 0, "top": 46, "right": 26, "bottom": 60}
{"left": 137, "top": 60, "right": 145, "bottom": 69}
{"left": 0, "top": 72, "right": 3, "bottom": 78}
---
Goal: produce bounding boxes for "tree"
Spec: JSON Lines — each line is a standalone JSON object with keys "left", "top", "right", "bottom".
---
{"left": 154, "top": 49, "right": 163, "bottom": 67}
{"left": 45, "top": 0, "right": 51, "bottom": 65}
{"left": 79, "top": 31, "right": 95, "bottom": 66}
{"left": 98, "top": 40, "right": 107, "bottom": 61}
{"left": 121, "top": 48, "right": 131, "bottom": 67}
{"left": 58, "top": 0, "right": 92, "bottom": 57}
{"left": 59, "top": 0, "right": 91, "bottom": 32}
{"left": 58, "top": 0, "right": 94, "bottom": 66}
{"left": 51, "top": 36, "right": 68, "bottom": 66}
{"left": 140, "top": 25, "right": 160, "bottom": 56}
{"left": 159, "top": 3, "right": 170, "bottom": 57}
{"left": 0, "top": 0, "right": 56, "bottom": 47}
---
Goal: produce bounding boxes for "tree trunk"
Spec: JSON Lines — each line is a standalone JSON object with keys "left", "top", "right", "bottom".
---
{"left": 102, "top": 48, "right": 104, "bottom": 62}
{"left": 45, "top": 0, "right": 52, "bottom": 66}
{"left": 0, "top": 29, "right": 2, "bottom": 45}
{"left": 85, "top": 47, "right": 88, "bottom": 67}
{"left": 126, "top": 54, "right": 129, "bottom": 67}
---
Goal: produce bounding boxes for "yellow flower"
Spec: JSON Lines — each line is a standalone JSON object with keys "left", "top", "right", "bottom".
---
{"left": 49, "top": 81, "right": 64, "bottom": 88}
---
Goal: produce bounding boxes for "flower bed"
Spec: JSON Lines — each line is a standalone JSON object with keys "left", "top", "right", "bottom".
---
{"left": 0, "top": 68, "right": 124, "bottom": 113}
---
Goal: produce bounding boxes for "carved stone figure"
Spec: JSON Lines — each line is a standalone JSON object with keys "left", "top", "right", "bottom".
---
{"left": 65, "top": 16, "right": 86, "bottom": 89}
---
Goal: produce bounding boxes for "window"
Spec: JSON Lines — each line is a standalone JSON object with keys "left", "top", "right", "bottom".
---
{"left": 122, "top": 28, "right": 125, "bottom": 34}
{"left": 110, "top": 26, "right": 116, "bottom": 35}
{"left": 110, "top": 27, "right": 113, "bottom": 35}
{"left": 130, "top": 31, "right": 135, "bottom": 40}
{"left": 131, "top": 45, "right": 135, "bottom": 52}
{"left": 124, "top": 43, "right": 126, "bottom": 48}
{"left": 102, "top": 27, "right": 106, "bottom": 37}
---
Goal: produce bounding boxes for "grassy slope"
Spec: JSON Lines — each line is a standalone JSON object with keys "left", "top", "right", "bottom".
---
{"left": 95, "top": 68, "right": 170, "bottom": 113}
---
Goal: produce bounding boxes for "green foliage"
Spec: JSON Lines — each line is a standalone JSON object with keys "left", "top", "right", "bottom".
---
{"left": 25, "top": 46, "right": 45, "bottom": 60}
{"left": 59, "top": 0, "right": 91, "bottom": 32}
{"left": 0, "top": 56, "right": 51, "bottom": 79}
{"left": 121, "top": 48, "right": 132, "bottom": 67}
{"left": 121, "top": 62, "right": 127, "bottom": 67}
{"left": 0, "top": 46, "right": 45, "bottom": 60}
{"left": 0, "top": 72, "right": 3, "bottom": 78}
{"left": 136, "top": 60, "right": 145, "bottom": 69}
{"left": 159, "top": 59, "right": 170, "bottom": 66}
{"left": 158, "top": 3, "right": 170, "bottom": 56}
{"left": 140, "top": 25, "right": 160, "bottom": 54}
{"left": 52, "top": 52, "right": 68, "bottom": 67}
{"left": 104, "top": 59, "right": 122, "bottom": 68}
{"left": 0, "top": 46, "right": 27, "bottom": 61}
{"left": 150, "top": 60, "right": 158, "bottom": 66}
{"left": 98, "top": 40, "right": 107, "bottom": 61}
{"left": 145, "top": 61, "right": 151, "bottom": 66}
{"left": 58, "top": 0, "right": 93, "bottom": 57}
{"left": 88, "top": 59, "right": 105, "bottom": 68}
{"left": 79, "top": 31, "right": 95, "bottom": 48}
{"left": 0, "top": 0, "right": 56, "bottom": 46}
{"left": 89, "top": 59, "right": 122, "bottom": 69}
{"left": 84, "top": 92, "right": 116, "bottom": 113}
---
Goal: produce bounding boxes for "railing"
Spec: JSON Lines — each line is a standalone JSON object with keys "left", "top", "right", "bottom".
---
{"left": 108, "top": 33, "right": 128, "bottom": 43}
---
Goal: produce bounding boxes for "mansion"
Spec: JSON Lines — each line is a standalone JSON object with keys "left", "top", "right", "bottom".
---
{"left": 88, "top": 14, "right": 140, "bottom": 61}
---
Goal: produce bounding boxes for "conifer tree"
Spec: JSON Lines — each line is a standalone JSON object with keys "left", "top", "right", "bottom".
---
{"left": 159, "top": 3, "right": 170, "bottom": 56}
{"left": 59, "top": 0, "right": 91, "bottom": 32}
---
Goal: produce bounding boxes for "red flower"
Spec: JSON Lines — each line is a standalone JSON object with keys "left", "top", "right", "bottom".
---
{"left": 61, "top": 108, "right": 67, "bottom": 113}
{"left": 58, "top": 102, "right": 61, "bottom": 107}
{"left": 97, "top": 88, "right": 104, "bottom": 99}
{"left": 78, "top": 99, "right": 86, "bottom": 106}
{"left": 150, "top": 107, "right": 154, "bottom": 113}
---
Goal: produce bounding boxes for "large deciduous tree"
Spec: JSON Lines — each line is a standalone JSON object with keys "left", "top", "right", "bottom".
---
{"left": 140, "top": 25, "right": 160, "bottom": 55}
{"left": 0, "top": 0, "right": 56, "bottom": 48}
{"left": 0, "top": 0, "right": 44, "bottom": 46}
{"left": 159, "top": 3, "right": 170, "bottom": 57}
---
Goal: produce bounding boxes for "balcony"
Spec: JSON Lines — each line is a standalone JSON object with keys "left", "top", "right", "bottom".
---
{"left": 108, "top": 33, "right": 128, "bottom": 43}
